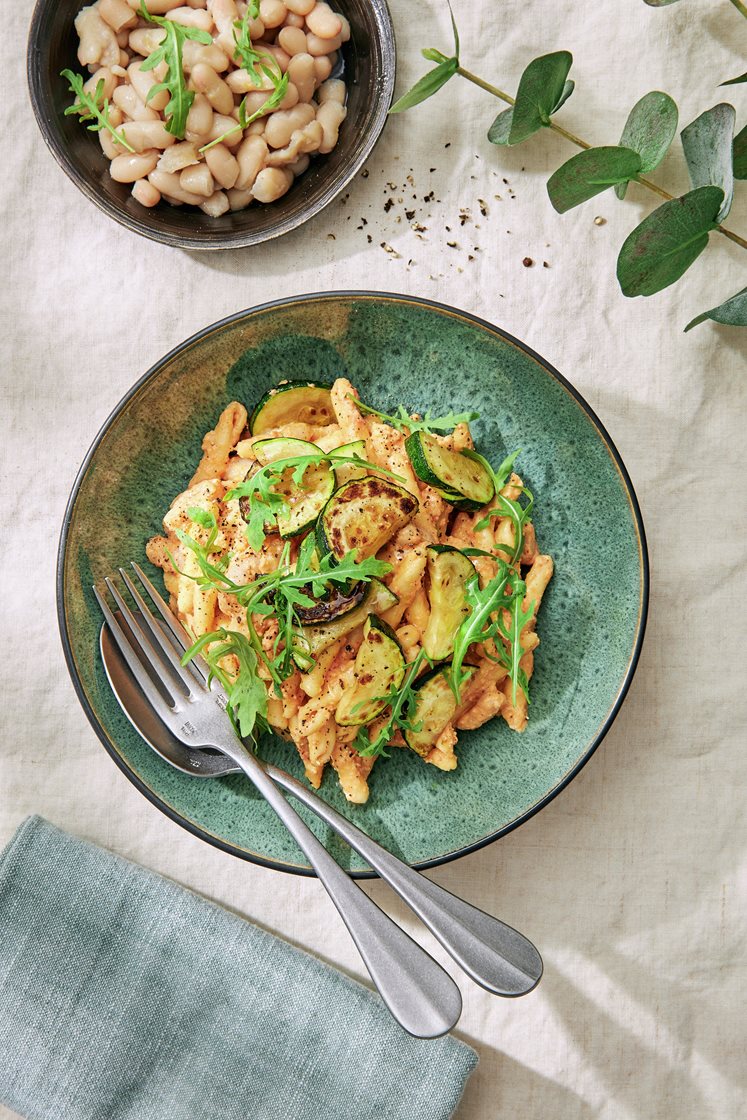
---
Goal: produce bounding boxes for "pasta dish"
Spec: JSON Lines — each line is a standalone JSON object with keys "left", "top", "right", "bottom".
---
{"left": 146, "top": 377, "right": 553, "bottom": 803}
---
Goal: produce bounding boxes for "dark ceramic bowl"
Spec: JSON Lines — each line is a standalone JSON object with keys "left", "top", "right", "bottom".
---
{"left": 27, "top": 0, "right": 395, "bottom": 249}
{"left": 58, "top": 292, "right": 649, "bottom": 876}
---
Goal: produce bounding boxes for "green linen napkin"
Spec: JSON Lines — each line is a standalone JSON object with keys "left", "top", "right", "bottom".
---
{"left": 0, "top": 817, "right": 477, "bottom": 1120}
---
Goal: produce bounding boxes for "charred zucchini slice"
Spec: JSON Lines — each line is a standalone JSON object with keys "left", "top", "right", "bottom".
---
{"left": 335, "top": 615, "right": 406, "bottom": 726}
{"left": 405, "top": 432, "right": 495, "bottom": 510}
{"left": 240, "top": 437, "right": 334, "bottom": 539}
{"left": 404, "top": 666, "right": 476, "bottom": 757}
{"left": 249, "top": 381, "right": 335, "bottom": 435}
{"left": 329, "top": 440, "right": 367, "bottom": 486}
{"left": 294, "top": 582, "right": 367, "bottom": 625}
{"left": 299, "top": 579, "right": 399, "bottom": 656}
{"left": 316, "top": 476, "right": 419, "bottom": 560}
{"left": 422, "top": 545, "right": 475, "bottom": 661}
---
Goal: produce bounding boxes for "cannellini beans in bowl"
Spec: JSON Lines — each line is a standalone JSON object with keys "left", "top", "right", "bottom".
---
{"left": 28, "top": 0, "right": 395, "bottom": 248}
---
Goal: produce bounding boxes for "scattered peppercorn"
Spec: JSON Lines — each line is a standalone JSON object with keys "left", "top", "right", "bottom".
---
{"left": 522, "top": 257, "right": 533, "bottom": 267}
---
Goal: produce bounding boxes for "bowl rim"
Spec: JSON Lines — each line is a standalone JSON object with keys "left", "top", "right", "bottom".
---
{"left": 57, "top": 290, "right": 650, "bottom": 877}
{"left": 27, "top": 0, "right": 396, "bottom": 250}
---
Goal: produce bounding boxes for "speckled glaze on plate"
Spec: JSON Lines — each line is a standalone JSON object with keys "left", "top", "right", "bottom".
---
{"left": 58, "top": 293, "right": 648, "bottom": 876}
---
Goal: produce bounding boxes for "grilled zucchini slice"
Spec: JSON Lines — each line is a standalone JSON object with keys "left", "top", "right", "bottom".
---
{"left": 329, "top": 440, "right": 367, "bottom": 486}
{"left": 404, "top": 666, "right": 476, "bottom": 757}
{"left": 249, "top": 381, "right": 335, "bottom": 435}
{"left": 422, "top": 545, "right": 475, "bottom": 660}
{"left": 335, "top": 615, "right": 406, "bottom": 726}
{"left": 240, "top": 436, "right": 334, "bottom": 539}
{"left": 299, "top": 579, "right": 399, "bottom": 656}
{"left": 405, "top": 431, "right": 495, "bottom": 510}
{"left": 316, "top": 476, "right": 418, "bottom": 560}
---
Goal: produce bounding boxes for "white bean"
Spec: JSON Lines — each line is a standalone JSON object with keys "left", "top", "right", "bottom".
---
{"left": 259, "top": 0, "right": 287, "bottom": 28}
{"left": 148, "top": 168, "right": 206, "bottom": 204}
{"left": 99, "top": 128, "right": 122, "bottom": 159}
{"left": 200, "top": 190, "right": 231, "bottom": 216}
{"left": 99, "top": 0, "right": 138, "bottom": 32}
{"left": 312, "top": 54, "right": 332, "bottom": 82}
{"left": 113, "top": 84, "right": 154, "bottom": 119}
{"left": 315, "top": 98, "right": 345, "bottom": 153}
{"left": 211, "top": 0, "right": 239, "bottom": 34}
{"left": 305, "top": 2, "right": 341, "bottom": 40}
{"left": 156, "top": 140, "right": 200, "bottom": 172}
{"left": 251, "top": 165, "right": 293, "bottom": 202}
{"left": 128, "top": 27, "right": 166, "bottom": 57}
{"left": 110, "top": 149, "right": 160, "bottom": 181}
{"left": 205, "top": 142, "right": 240, "bottom": 188}
{"left": 166, "top": 6, "right": 214, "bottom": 29}
{"left": 278, "top": 26, "right": 307, "bottom": 55}
{"left": 265, "top": 119, "right": 321, "bottom": 164}
{"left": 285, "top": 0, "right": 314, "bottom": 14}
{"left": 180, "top": 162, "right": 215, "bottom": 195}
{"left": 128, "top": 61, "right": 170, "bottom": 111}
{"left": 132, "top": 178, "right": 161, "bottom": 206}
{"left": 126, "top": 0, "right": 184, "bottom": 12}
{"left": 225, "top": 67, "right": 275, "bottom": 94}
{"left": 191, "top": 63, "right": 235, "bottom": 114}
{"left": 75, "top": 6, "right": 121, "bottom": 68}
{"left": 287, "top": 153, "right": 310, "bottom": 175}
{"left": 263, "top": 101, "right": 314, "bottom": 148}
{"left": 118, "top": 120, "right": 177, "bottom": 151}
{"left": 258, "top": 44, "right": 290, "bottom": 73}
{"left": 227, "top": 186, "right": 253, "bottom": 210}
{"left": 184, "top": 91, "right": 214, "bottom": 140}
{"left": 306, "top": 31, "right": 342, "bottom": 56}
{"left": 287, "top": 52, "right": 315, "bottom": 102}
{"left": 235, "top": 133, "right": 268, "bottom": 189}
{"left": 284, "top": 11, "right": 304, "bottom": 27}
{"left": 83, "top": 67, "right": 118, "bottom": 102}
{"left": 205, "top": 113, "right": 244, "bottom": 147}
{"left": 182, "top": 41, "right": 230, "bottom": 73}
{"left": 316, "top": 77, "right": 345, "bottom": 105}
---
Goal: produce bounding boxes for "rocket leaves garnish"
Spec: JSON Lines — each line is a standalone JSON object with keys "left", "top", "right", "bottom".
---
{"left": 138, "top": 1, "right": 212, "bottom": 139}
{"left": 351, "top": 395, "right": 480, "bottom": 435}
{"left": 61, "top": 70, "right": 135, "bottom": 152}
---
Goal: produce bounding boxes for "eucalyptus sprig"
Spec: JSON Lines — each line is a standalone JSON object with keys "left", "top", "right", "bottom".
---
{"left": 390, "top": 8, "right": 747, "bottom": 331}
{"left": 138, "top": 1, "right": 212, "bottom": 139}
{"left": 61, "top": 70, "right": 135, "bottom": 153}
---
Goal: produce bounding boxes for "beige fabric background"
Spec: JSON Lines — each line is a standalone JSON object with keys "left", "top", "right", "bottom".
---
{"left": 2, "top": 0, "right": 746, "bottom": 1116}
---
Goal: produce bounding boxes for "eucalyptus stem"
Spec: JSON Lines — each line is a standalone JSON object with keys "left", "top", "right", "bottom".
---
{"left": 727, "top": 0, "right": 747, "bottom": 19}
{"left": 455, "top": 63, "right": 747, "bottom": 252}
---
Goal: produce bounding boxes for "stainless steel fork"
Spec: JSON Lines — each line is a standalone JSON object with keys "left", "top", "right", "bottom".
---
{"left": 94, "top": 569, "right": 463, "bottom": 1039}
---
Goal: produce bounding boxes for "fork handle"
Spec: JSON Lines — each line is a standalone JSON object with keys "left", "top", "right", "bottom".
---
{"left": 216, "top": 737, "right": 462, "bottom": 1038}
{"left": 264, "top": 762, "right": 542, "bottom": 997}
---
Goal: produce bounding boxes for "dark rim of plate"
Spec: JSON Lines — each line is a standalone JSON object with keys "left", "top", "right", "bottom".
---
{"left": 57, "top": 291, "right": 650, "bottom": 878}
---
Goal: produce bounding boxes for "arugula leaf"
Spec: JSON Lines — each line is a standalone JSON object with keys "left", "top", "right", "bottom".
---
{"left": 681, "top": 103, "right": 736, "bottom": 223}
{"left": 352, "top": 395, "right": 479, "bottom": 435}
{"left": 488, "top": 52, "right": 573, "bottom": 147}
{"left": 138, "top": 1, "right": 212, "bottom": 139}
{"left": 615, "top": 91, "right": 678, "bottom": 200}
{"left": 547, "top": 147, "right": 643, "bottom": 213}
{"left": 182, "top": 627, "right": 268, "bottom": 739}
{"left": 61, "top": 69, "right": 135, "bottom": 153}
{"left": 684, "top": 285, "right": 747, "bottom": 331}
{"left": 232, "top": 5, "right": 265, "bottom": 81}
{"left": 617, "top": 186, "right": 724, "bottom": 297}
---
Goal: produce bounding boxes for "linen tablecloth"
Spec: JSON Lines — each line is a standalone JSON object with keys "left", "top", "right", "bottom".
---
{"left": 1, "top": 0, "right": 745, "bottom": 1116}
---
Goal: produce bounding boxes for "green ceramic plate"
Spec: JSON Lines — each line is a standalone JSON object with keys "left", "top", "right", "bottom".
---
{"left": 58, "top": 293, "right": 648, "bottom": 876}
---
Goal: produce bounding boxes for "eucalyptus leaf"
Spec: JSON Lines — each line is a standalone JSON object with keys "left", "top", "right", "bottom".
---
{"left": 721, "top": 71, "right": 747, "bottom": 87}
{"left": 643, "top": 0, "right": 681, "bottom": 5}
{"left": 617, "top": 186, "right": 724, "bottom": 297}
{"left": 614, "top": 91, "right": 678, "bottom": 199}
{"left": 389, "top": 56, "right": 458, "bottom": 113}
{"left": 553, "top": 79, "right": 575, "bottom": 113}
{"left": 681, "top": 103, "right": 736, "bottom": 222}
{"left": 733, "top": 123, "right": 747, "bottom": 180}
{"left": 684, "top": 286, "right": 747, "bottom": 331}
{"left": 547, "top": 146, "right": 642, "bottom": 213}
{"left": 488, "top": 51, "right": 573, "bottom": 146}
